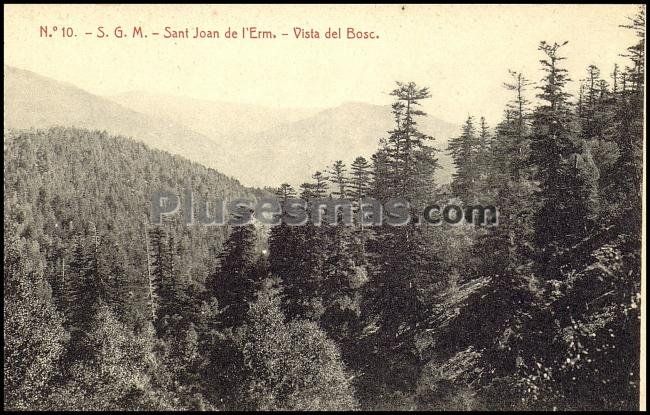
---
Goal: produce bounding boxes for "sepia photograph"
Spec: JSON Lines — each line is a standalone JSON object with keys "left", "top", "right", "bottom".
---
{"left": 3, "top": 4, "right": 646, "bottom": 411}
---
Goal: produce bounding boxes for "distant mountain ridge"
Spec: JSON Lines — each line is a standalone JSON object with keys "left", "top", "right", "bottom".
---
{"left": 235, "top": 101, "right": 458, "bottom": 188}
{"left": 4, "top": 65, "right": 458, "bottom": 189}
{"left": 109, "top": 91, "right": 322, "bottom": 139}
{"left": 3, "top": 65, "right": 245, "bottom": 185}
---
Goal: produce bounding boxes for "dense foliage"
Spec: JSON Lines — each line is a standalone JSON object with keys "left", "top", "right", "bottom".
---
{"left": 3, "top": 7, "right": 644, "bottom": 411}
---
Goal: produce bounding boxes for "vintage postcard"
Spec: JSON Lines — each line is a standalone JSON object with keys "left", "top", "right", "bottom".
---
{"left": 3, "top": 4, "right": 646, "bottom": 411}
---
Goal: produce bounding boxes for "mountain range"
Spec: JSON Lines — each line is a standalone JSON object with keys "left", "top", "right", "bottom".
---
{"left": 4, "top": 65, "right": 458, "bottom": 189}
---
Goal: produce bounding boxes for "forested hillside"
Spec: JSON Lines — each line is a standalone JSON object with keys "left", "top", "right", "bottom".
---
{"left": 4, "top": 7, "right": 644, "bottom": 412}
{"left": 4, "top": 127, "right": 269, "bottom": 409}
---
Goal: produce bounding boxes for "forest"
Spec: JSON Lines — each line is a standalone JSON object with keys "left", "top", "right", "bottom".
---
{"left": 3, "top": 7, "right": 644, "bottom": 411}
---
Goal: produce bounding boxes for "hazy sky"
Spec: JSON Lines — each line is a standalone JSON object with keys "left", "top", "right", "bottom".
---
{"left": 4, "top": 4, "right": 641, "bottom": 124}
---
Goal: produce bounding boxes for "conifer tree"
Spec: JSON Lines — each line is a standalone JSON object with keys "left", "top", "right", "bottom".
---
{"left": 210, "top": 223, "right": 261, "bottom": 328}
{"left": 149, "top": 225, "right": 170, "bottom": 314}
{"left": 347, "top": 156, "right": 373, "bottom": 263}
{"left": 268, "top": 184, "right": 299, "bottom": 282}
{"left": 502, "top": 70, "right": 534, "bottom": 180}
{"left": 448, "top": 115, "right": 479, "bottom": 199}
{"left": 321, "top": 204, "right": 360, "bottom": 344}
{"left": 361, "top": 81, "right": 444, "bottom": 397}
{"left": 268, "top": 183, "right": 310, "bottom": 319}
{"left": 66, "top": 227, "right": 112, "bottom": 335}
{"left": 349, "top": 156, "right": 373, "bottom": 204}
{"left": 530, "top": 41, "right": 600, "bottom": 280}
{"left": 475, "top": 117, "right": 493, "bottom": 195}
{"left": 328, "top": 160, "right": 348, "bottom": 198}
